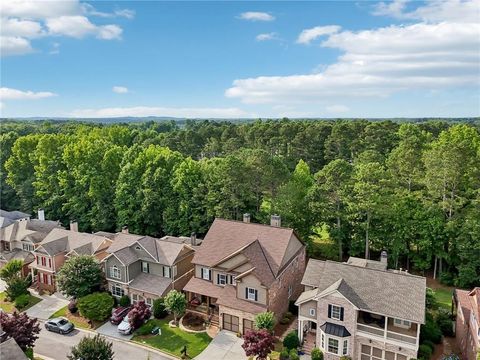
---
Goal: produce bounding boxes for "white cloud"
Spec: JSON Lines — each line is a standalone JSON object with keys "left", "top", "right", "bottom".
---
{"left": 69, "top": 106, "right": 251, "bottom": 118}
{"left": 238, "top": 12, "right": 275, "bottom": 21}
{"left": 112, "top": 86, "right": 129, "bottom": 94}
{"left": 373, "top": 0, "right": 480, "bottom": 23}
{"left": 0, "top": 87, "right": 57, "bottom": 100}
{"left": 0, "top": 0, "right": 126, "bottom": 56}
{"left": 0, "top": 36, "right": 34, "bottom": 56}
{"left": 296, "top": 25, "right": 341, "bottom": 45}
{"left": 326, "top": 105, "right": 349, "bottom": 113}
{"left": 256, "top": 33, "right": 278, "bottom": 41}
{"left": 82, "top": 3, "right": 135, "bottom": 19}
{"left": 226, "top": 1, "right": 480, "bottom": 104}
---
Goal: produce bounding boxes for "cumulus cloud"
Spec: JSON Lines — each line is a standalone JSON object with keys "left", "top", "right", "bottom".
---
{"left": 0, "top": 87, "right": 57, "bottom": 100}
{"left": 226, "top": 1, "right": 480, "bottom": 104}
{"left": 256, "top": 33, "right": 278, "bottom": 41}
{"left": 0, "top": 0, "right": 129, "bottom": 56}
{"left": 112, "top": 86, "right": 129, "bottom": 94}
{"left": 238, "top": 12, "right": 275, "bottom": 21}
{"left": 69, "top": 106, "right": 251, "bottom": 118}
{"left": 296, "top": 25, "right": 341, "bottom": 45}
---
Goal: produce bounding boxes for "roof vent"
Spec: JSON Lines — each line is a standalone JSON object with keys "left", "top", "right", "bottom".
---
{"left": 121, "top": 226, "right": 129, "bottom": 234}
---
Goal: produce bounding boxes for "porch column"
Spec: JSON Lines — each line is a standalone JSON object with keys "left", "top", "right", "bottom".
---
{"left": 298, "top": 319, "right": 303, "bottom": 342}
{"left": 384, "top": 316, "right": 388, "bottom": 341}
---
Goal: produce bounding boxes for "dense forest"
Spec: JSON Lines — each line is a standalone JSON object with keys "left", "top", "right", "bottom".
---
{"left": 1, "top": 119, "right": 479, "bottom": 288}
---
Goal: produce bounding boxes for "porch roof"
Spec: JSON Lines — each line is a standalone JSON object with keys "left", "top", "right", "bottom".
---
{"left": 129, "top": 273, "right": 171, "bottom": 297}
{"left": 184, "top": 276, "right": 223, "bottom": 299}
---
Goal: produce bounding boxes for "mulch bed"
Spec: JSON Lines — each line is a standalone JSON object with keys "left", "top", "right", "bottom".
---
{"left": 182, "top": 312, "right": 207, "bottom": 331}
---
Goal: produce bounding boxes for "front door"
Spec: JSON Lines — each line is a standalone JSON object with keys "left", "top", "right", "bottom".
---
{"left": 223, "top": 314, "right": 239, "bottom": 332}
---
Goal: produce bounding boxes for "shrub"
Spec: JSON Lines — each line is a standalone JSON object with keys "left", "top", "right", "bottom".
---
{"left": 436, "top": 309, "right": 454, "bottom": 337}
{"left": 254, "top": 311, "right": 276, "bottom": 331}
{"left": 285, "top": 311, "right": 293, "bottom": 319}
{"left": 128, "top": 301, "right": 151, "bottom": 330}
{"left": 418, "top": 344, "right": 433, "bottom": 360}
{"left": 25, "top": 348, "right": 34, "bottom": 360}
{"left": 68, "top": 299, "right": 78, "bottom": 314}
{"left": 6, "top": 277, "right": 29, "bottom": 301}
{"left": 152, "top": 298, "right": 168, "bottom": 319}
{"left": 283, "top": 330, "right": 300, "bottom": 350}
{"left": 164, "top": 290, "right": 186, "bottom": 325}
{"left": 14, "top": 294, "right": 30, "bottom": 309}
{"left": 425, "top": 288, "right": 438, "bottom": 310}
{"left": 0, "top": 312, "right": 40, "bottom": 351}
{"left": 288, "top": 300, "right": 298, "bottom": 316}
{"left": 420, "top": 314, "right": 442, "bottom": 344}
{"left": 289, "top": 348, "right": 299, "bottom": 360}
{"left": 242, "top": 329, "right": 275, "bottom": 360}
{"left": 279, "top": 348, "right": 289, "bottom": 360}
{"left": 78, "top": 292, "right": 114, "bottom": 322}
{"left": 279, "top": 316, "right": 290, "bottom": 325}
{"left": 439, "top": 272, "right": 455, "bottom": 287}
{"left": 422, "top": 340, "right": 435, "bottom": 351}
{"left": 311, "top": 348, "right": 323, "bottom": 360}
{"left": 67, "top": 334, "right": 114, "bottom": 360}
{"left": 119, "top": 295, "right": 130, "bottom": 308}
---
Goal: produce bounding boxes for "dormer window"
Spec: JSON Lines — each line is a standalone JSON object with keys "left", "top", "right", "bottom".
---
{"left": 110, "top": 265, "right": 121, "bottom": 279}
{"left": 141, "top": 261, "right": 149, "bottom": 273}
{"left": 328, "top": 304, "right": 344, "bottom": 321}
{"left": 246, "top": 287, "right": 258, "bottom": 301}
{"left": 201, "top": 268, "right": 211, "bottom": 280}
{"left": 217, "top": 273, "right": 226, "bottom": 286}
{"left": 163, "top": 266, "right": 171, "bottom": 278}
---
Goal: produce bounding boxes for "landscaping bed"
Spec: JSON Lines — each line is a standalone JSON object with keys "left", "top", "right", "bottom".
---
{"left": 181, "top": 312, "right": 207, "bottom": 331}
{"left": 132, "top": 316, "right": 212, "bottom": 358}
{"left": 0, "top": 292, "right": 42, "bottom": 313}
{"left": 49, "top": 306, "right": 103, "bottom": 329}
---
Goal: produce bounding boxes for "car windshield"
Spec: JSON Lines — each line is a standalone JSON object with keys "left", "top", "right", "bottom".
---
{"left": 58, "top": 319, "right": 68, "bottom": 325}
{"left": 122, "top": 316, "right": 129, "bottom": 323}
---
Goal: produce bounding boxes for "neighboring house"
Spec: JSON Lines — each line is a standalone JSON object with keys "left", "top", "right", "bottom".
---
{"left": 183, "top": 214, "right": 306, "bottom": 332}
{"left": 453, "top": 288, "right": 480, "bottom": 360}
{"left": 29, "top": 226, "right": 112, "bottom": 293}
{"left": 102, "top": 229, "right": 196, "bottom": 306}
{"left": 296, "top": 253, "right": 426, "bottom": 360}
{"left": 0, "top": 209, "right": 62, "bottom": 276}
{"left": 0, "top": 337, "right": 28, "bottom": 360}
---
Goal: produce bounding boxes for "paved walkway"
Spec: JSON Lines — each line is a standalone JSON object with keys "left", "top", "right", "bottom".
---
{"left": 25, "top": 292, "right": 69, "bottom": 320}
{"left": 194, "top": 330, "right": 244, "bottom": 360}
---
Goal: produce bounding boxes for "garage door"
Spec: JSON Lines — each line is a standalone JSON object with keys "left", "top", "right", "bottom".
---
{"left": 243, "top": 319, "right": 254, "bottom": 333}
{"left": 223, "top": 314, "right": 239, "bottom": 332}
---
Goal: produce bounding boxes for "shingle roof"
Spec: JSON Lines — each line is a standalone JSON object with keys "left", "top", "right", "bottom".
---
{"left": 129, "top": 273, "right": 172, "bottom": 296}
{"left": 192, "top": 218, "right": 298, "bottom": 277}
{"left": 37, "top": 228, "right": 111, "bottom": 256}
{"left": 0, "top": 338, "right": 28, "bottom": 360}
{"left": 184, "top": 276, "right": 224, "bottom": 299}
{"left": 0, "top": 249, "right": 34, "bottom": 264}
{"left": 0, "top": 218, "right": 62, "bottom": 244}
{"left": 302, "top": 259, "right": 426, "bottom": 323}
{"left": 240, "top": 240, "right": 276, "bottom": 286}
{"left": 346, "top": 256, "right": 387, "bottom": 271}
{"left": 0, "top": 209, "right": 30, "bottom": 221}
{"left": 320, "top": 322, "right": 351, "bottom": 337}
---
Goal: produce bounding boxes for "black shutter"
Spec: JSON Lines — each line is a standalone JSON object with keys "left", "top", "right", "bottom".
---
{"left": 340, "top": 307, "right": 344, "bottom": 321}
{"left": 245, "top": 288, "right": 248, "bottom": 299}
{"left": 328, "top": 304, "right": 332, "bottom": 318}
{"left": 209, "top": 269, "right": 212, "bottom": 281}
{"left": 147, "top": 263, "right": 150, "bottom": 274}
{"left": 217, "top": 273, "right": 220, "bottom": 284}
{"left": 254, "top": 290, "right": 258, "bottom": 301}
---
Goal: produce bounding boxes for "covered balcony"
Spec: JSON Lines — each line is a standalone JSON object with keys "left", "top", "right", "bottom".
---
{"left": 356, "top": 311, "right": 418, "bottom": 347}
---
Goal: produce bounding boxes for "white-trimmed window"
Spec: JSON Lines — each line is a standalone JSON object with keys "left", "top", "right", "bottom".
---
{"left": 217, "top": 273, "right": 226, "bottom": 286}
{"left": 330, "top": 304, "right": 343, "bottom": 320}
{"left": 227, "top": 275, "right": 236, "bottom": 285}
{"left": 142, "top": 261, "right": 149, "bottom": 273}
{"left": 173, "top": 265, "right": 177, "bottom": 277}
{"left": 22, "top": 243, "right": 34, "bottom": 252}
{"left": 309, "top": 308, "right": 316, "bottom": 317}
{"left": 111, "top": 283, "right": 124, "bottom": 297}
{"left": 201, "top": 268, "right": 211, "bottom": 280}
{"left": 328, "top": 338, "right": 339, "bottom": 354}
{"left": 343, "top": 339, "right": 348, "bottom": 355}
{"left": 110, "top": 265, "right": 121, "bottom": 279}
{"left": 163, "top": 266, "right": 171, "bottom": 278}
{"left": 145, "top": 297, "right": 153, "bottom": 307}
{"left": 246, "top": 287, "right": 258, "bottom": 301}
{"left": 394, "top": 318, "right": 411, "bottom": 328}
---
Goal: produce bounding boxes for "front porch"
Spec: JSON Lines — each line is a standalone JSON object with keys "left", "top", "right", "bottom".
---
{"left": 186, "top": 292, "right": 219, "bottom": 326}
{"left": 298, "top": 317, "right": 317, "bottom": 354}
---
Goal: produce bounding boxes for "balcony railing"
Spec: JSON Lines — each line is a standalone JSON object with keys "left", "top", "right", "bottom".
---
{"left": 356, "top": 320, "right": 417, "bottom": 347}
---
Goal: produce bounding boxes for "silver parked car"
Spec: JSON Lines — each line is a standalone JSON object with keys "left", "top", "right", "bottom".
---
{"left": 45, "top": 317, "right": 75, "bottom": 334}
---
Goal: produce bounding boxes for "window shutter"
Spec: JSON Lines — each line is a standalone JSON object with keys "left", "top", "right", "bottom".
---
{"left": 340, "top": 307, "right": 344, "bottom": 321}
{"left": 147, "top": 263, "right": 150, "bottom": 273}
{"left": 255, "top": 290, "right": 258, "bottom": 301}
{"left": 48, "top": 258, "right": 51, "bottom": 268}
{"left": 217, "top": 274, "right": 220, "bottom": 284}
{"left": 36, "top": 256, "right": 39, "bottom": 264}
{"left": 209, "top": 269, "right": 212, "bottom": 281}
{"left": 328, "top": 304, "right": 332, "bottom": 318}
{"left": 245, "top": 288, "right": 248, "bottom": 299}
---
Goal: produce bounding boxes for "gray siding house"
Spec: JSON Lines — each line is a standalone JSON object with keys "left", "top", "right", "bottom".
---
{"left": 101, "top": 230, "right": 196, "bottom": 305}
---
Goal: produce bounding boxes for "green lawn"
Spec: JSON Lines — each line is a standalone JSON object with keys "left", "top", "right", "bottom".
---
{"left": 433, "top": 287, "right": 453, "bottom": 311}
{"left": 132, "top": 318, "right": 212, "bottom": 358}
{"left": 0, "top": 292, "right": 42, "bottom": 313}
{"left": 49, "top": 306, "right": 95, "bottom": 329}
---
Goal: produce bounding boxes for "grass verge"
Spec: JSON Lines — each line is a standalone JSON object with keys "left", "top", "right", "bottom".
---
{"left": 49, "top": 305, "right": 103, "bottom": 329}
{"left": 0, "top": 292, "right": 42, "bottom": 313}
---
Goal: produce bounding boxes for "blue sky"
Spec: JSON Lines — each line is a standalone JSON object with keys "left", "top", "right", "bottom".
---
{"left": 1, "top": 0, "right": 479, "bottom": 118}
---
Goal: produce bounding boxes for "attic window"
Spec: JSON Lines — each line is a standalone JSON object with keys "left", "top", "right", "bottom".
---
{"left": 135, "top": 246, "right": 141, "bottom": 250}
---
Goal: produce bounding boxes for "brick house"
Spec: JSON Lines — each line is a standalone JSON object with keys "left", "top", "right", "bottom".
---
{"left": 296, "top": 254, "right": 426, "bottom": 360}
{"left": 183, "top": 214, "right": 306, "bottom": 333}
{"left": 101, "top": 230, "right": 196, "bottom": 306}
{"left": 453, "top": 288, "right": 480, "bottom": 360}
{"left": 29, "top": 227, "right": 112, "bottom": 293}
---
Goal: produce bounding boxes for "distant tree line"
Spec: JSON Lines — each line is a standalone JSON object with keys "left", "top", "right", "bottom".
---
{"left": 1, "top": 119, "right": 479, "bottom": 288}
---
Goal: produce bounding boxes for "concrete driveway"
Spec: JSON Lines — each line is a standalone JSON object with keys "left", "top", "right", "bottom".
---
{"left": 195, "top": 330, "right": 244, "bottom": 360}
{"left": 25, "top": 292, "right": 69, "bottom": 320}
{"left": 97, "top": 321, "right": 133, "bottom": 341}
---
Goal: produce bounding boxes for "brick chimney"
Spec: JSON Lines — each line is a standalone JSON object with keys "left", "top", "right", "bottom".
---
{"left": 270, "top": 214, "right": 281, "bottom": 227}
{"left": 38, "top": 209, "right": 45, "bottom": 221}
{"left": 70, "top": 220, "right": 78, "bottom": 232}
{"left": 243, "top": 213, "right": 251, "bottom": 223}
{"left": 190, "top": 232, "right": 197, "bottom": 246}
